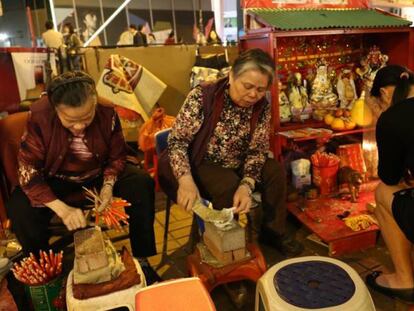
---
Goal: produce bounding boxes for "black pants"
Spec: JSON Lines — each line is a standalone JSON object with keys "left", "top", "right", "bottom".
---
{"left": 159, "top": 157, "right": 288, "bottom": 235}
{"left": 194, "top": 159, "right": 287, "bottom": 234}
{"left": 6, "top": 164, "right": 156, "bottom": 258}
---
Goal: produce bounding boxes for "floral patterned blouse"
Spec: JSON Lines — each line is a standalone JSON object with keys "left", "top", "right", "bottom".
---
{"left": 168, "top": 85, "right": 271, "bottom": 183}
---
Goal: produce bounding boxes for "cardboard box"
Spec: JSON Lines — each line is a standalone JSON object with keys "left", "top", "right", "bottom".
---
{"left": 292, "top": 174, "right": 311, "bottom": 189}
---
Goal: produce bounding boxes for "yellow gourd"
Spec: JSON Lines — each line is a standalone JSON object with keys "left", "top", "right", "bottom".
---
{"left": 350, "top": 91, "right": 373, "bottom": 127}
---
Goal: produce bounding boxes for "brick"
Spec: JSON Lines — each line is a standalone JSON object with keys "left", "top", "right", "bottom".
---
{"left": 203, "top": 233, "right": 233, "bottom": 265}
{"left": 232, "top": 248, "right": 247, "bottom": 262}
{"left": 204, "top": 221, "right": 246, "bottom": 253}
{"left": 74, "top": 228, "right": 108, "bottom": 273}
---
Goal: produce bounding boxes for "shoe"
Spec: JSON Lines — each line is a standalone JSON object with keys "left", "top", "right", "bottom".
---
{"left": 366, "top": 271, "right": 414, "bottom": 303}
{"left": 141, "top": 264, "right": 163, "bottom": 285}
{"left": 258, "top": 226, "right": 304, "bottom": 256}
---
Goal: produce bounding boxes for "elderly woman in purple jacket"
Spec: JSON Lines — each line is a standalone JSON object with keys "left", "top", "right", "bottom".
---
{"left": 160, "top": 49, "right": 302, "bottom": 256}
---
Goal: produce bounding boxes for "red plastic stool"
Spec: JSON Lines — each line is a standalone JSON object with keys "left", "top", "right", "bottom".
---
{"left": 135, "top": 277, "right": 216, "bottom": 311}
{"left": 187, "top": 243, "right": 267, "bottom": 292}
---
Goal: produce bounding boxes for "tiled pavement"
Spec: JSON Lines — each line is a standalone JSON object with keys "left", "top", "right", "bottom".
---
{"left": 111, "top": 192, "right": 412, "bottom": 311}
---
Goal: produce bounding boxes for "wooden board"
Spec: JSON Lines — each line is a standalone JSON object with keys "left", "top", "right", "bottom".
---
{"left": 288, "top": 189, "right": 380, "bottom": 256}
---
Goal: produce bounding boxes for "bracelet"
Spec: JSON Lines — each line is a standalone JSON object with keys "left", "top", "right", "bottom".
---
{"left": 240, "top": 180, "right": 254, "bottom": 196}
{"left": 103, "top": 180, "right": 115, "bottom": 188}
{"left": 240, "top": 178, "right": 255, "bottom": 191}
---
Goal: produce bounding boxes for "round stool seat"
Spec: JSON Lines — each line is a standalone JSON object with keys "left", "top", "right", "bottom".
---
{"left": 255, "top": 256, "right": 375, "bottom": 311}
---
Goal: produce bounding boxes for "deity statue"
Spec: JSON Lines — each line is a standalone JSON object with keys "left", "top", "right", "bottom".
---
{"left": 310, "top": 59, "right": 338, "bottom": 120}
{"left": 356, "top": 46, "right": 388, "bottom": 93}
{"left": 278, "top": 81, "right": 291, "bottom": 123}
{"left": 288, "top": 72, "right": 312, "bottom": 121}
{"left": 337, "top": 68, "right": 357, "bottom": 109}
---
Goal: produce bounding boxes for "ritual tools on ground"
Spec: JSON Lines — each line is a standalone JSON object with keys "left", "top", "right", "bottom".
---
{"left": 11, "top": 250, "right": 63, "bottom": 286}
{"left": 83, "top": 187, "right": 130, "bottom": 230}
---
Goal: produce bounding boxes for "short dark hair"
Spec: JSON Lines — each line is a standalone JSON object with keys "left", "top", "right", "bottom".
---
{"left": 371, "top": 65, "right": 414, "bottom": 106}
{"left": 232, "top": 49, "right": 275, "bottom": 86}
{"left": 137, "top": 24, "right": 144, "bottom": 31}
{"left": 129, "top": 24, "right": 137, "bottom": 30}
{"left": 45, "top": 21, "right": 54, "bottom": 30}
{"left": 47, "top": 71, "right": 96, "bottom": 108}
{"left": 64, "top": 23, "right": 75, "bottom": 35}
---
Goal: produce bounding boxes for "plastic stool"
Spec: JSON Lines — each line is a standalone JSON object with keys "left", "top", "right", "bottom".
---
{"left": 66, "top": 259, "right": 146, "bottom": 311}
{"left": 255, "top": 256, "right": 375, "bottom": 311}
{"left": 135, "top": 277, "right": 216, "bottom": 311}
{"left": 187, "top": 243, "right": 267, "bottom": 292}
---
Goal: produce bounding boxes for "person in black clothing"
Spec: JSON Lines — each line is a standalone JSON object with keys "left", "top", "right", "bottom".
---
{"left": 133, "top": 24, "right": 147, "bottom": 47}
{"left": 366, "top": 65, "right": 414, "bottom": 302}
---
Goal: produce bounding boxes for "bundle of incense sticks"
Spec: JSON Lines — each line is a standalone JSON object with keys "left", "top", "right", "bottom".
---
{"left": 83, "top": 187, "right": 130, "bottom": 230}
{"left": 311, "top": 151, "right": 340, "bottom": 167}
{"left": 11, "top": 250, "right": 63, "bottom": 286}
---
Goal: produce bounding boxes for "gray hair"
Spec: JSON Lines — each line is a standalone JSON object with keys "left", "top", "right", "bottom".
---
{"left": 232, "top": 49, "right": 275, "bottom": 86}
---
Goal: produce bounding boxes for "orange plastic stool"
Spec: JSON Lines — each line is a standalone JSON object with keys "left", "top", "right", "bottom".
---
{"left": 135, "top": 277, "right": 216, "bottom": 311}
{"left": 187, "top": 243, "right": 267, "bottom": 292}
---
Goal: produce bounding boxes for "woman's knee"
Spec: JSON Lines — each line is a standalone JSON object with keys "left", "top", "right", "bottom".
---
{"left": 262, "top": 158, "right": 287, "bottom": 185}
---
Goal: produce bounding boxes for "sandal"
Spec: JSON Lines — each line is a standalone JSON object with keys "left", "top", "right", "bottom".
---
{"left": 366, "top": 271, "right": 414, "bottom": 303}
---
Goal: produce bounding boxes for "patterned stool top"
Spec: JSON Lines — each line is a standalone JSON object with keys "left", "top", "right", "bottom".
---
{"left": 274, "top": 261, "right": 355, "bottom": 309}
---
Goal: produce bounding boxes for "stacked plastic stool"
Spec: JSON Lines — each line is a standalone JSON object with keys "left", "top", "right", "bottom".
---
{"left": 135, "top": 277, "right": 216, "bottom": 311}
{"left": 66, "top": 259, "right": 146, "bottom": 311}
{"left": 256, "top": 256, "right": 375, "bottom": 311}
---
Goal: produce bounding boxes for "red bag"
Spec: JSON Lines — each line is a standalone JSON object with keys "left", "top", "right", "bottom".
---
{"left": 138, "top": 108, "right": 175, "bottom": 152}
{"left": 337, "top": 144, "right": 367, "bottom": 174}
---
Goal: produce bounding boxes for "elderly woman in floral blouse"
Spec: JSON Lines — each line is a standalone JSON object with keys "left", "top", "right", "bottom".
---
{"left": 159, "top": 49, "right": 302, "bottom": 256}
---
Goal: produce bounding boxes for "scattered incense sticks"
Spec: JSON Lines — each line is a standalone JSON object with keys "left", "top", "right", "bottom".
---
{"left": 83, "top": 187, "right": 131, "bottom": 230}
{"left": 11, "top": 250, "right": 63, "bottom": 286}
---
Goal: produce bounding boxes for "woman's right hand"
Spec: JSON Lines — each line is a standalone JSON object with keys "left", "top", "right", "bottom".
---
{"left": 59, "top": 205, "right": 87, "bottom": 231}
{"left": 46, "top": 199, "right": 87, "bottom": 231}
{"left": 177, "top": 175, "right": 200, "bottom": 211}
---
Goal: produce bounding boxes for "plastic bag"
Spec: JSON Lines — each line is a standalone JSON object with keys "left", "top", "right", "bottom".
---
{"left": 138, "top": 108, "right": 175, "bottom": 152}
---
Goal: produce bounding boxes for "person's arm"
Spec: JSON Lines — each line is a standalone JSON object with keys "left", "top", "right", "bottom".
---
{"left": 102, "top": 111, "right": 127, "bottom": 184}
{"left": 97, "top": 111, "right": 127, "bottom": 211}
{"left": 168, "top": 86, "right": 204, "bottom": 210}
{"left": 233, "top": 104, "right": 271, "bottom": 214}
{"left": 18, "top": 112, "right": 58, "bottom": 206}
{"left": 376, "top": 112, "right": 406, "bottom": 185}
{"left": 242, "top": 104, "right": 271, "bottom": 186}
{"left": 168, "top": 86, "right": 204, "bottom": 179}
{"left": 18, "top": 113, "right": 86, "bottom": 230}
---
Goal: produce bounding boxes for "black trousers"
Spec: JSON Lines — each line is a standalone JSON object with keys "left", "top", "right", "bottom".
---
{"left": 195, "top": 159, "right": 288, "bottom": 234}
{"left": 159, "top": 156, "right": 288, "bottom": 235}
{"left": 6, "top": 164, "right": 156, "bottom": 258}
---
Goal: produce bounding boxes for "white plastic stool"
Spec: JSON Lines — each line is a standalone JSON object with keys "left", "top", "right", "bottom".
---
{"left": 66, "top": 259, "right": 146, "bottom": 311}
{"left": 255, "top": 256, "right": 375, "bottom": 311}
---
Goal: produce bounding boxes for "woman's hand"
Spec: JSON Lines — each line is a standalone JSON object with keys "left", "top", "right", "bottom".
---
{"left": 98, "top": 184, "right": 113, "bottom": 212}
{"left": 58, "top": 204, "right": 87, "bottom": 231}
{"left": 177, "top": 175, "right": 200, "bottom": 211}
{"left": 233, "top": 185, "right": 252, "bottom": 214}
{"left": 45, "top": 199, "right": 86, "bottom": 231}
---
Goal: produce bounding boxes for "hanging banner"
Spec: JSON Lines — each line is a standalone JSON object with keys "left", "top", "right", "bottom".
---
{"left": 242, "top": 0, "right": 369, "bottom": 8}
{"left": 11, "top": 52, "right": 57, "bottom": 101}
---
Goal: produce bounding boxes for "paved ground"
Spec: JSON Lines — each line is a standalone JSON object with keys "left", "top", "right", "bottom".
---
{"left": 111, "top": 192, "right": 411, "bottom": 311}
{"left": 3, "top": 190, "right": 408, "bottom": 310}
